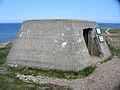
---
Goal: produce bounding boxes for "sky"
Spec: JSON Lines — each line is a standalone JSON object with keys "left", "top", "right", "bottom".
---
{"left": 0, "top": 0, "right": 120, "bottom": 23}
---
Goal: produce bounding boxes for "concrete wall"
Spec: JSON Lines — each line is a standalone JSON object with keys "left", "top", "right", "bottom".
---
{"left": 6, "top": 19, "right": 111, "bottom": 71}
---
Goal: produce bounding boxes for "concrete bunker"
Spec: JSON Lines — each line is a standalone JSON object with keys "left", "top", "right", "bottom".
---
{"left": 6, "top": 19, "right": 112, "bottom": 71}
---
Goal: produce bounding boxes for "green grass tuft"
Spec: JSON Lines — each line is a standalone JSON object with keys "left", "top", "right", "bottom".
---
{"left": 7, "top": 65, "right": 96, "bottom": 79}
{"left": 0, "top": 45, "right": 11, "bottom": 66}
{"left": 78, "top": 66, "right": 96, "bottom": 77}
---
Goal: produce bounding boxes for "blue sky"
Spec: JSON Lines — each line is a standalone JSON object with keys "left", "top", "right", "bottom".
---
{"left": 0, "top": 0, "right": 120, "bottom": 23}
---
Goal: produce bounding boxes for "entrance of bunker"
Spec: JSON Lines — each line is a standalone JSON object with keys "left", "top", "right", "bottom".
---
{"left": 83, "top": 28, "right": 100, "bottom": 56}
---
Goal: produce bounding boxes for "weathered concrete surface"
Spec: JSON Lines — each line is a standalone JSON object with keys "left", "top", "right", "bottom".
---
{"left": 6, "top": 19, "right": 111, "bottom": 71}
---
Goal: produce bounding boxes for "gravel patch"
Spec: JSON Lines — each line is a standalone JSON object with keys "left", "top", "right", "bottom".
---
{"left": 17, "top": 57, "right": 120, "bottom": 90}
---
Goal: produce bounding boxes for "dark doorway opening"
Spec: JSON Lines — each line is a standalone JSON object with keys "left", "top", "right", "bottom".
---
{"left": 83, "top": 28, "right": 100, "bottom": 56}
{"left": 83, "top": 28, "right": 92, "bottom": 55}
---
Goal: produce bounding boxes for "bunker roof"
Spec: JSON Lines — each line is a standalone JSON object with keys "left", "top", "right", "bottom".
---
{"left": 23, "top": 19, "right": 98, "bottom": 28}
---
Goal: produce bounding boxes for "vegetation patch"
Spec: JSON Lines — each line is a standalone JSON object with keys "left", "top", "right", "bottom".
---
{"left": 100, "top": 56, "right": 113, "bottom": 64}
{"left": 101, "top": 28, "right": 120, "bottom": 35}
{"left": 0, "top": 73, "right": 71, "bottom": 90}
{"left": 0, "top": 45, "right": 11, "bottom": 66}
{"left": 109, "top": 45, "right": 120, "bottom": 58}
{"left": 7, "top": 65, "right": 96, "bottom": 79}
{"left": 108, "top": 28, "right": 120, "bottom": 34}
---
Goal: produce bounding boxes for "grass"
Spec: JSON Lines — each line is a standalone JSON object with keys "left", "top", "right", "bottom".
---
{"left": 101, "top": 28, "right": 120, "bottom": 34}
{"left": 0, "top": 73, "right": 49, "bottom": 90}
{"left": 7, "top": 65, "right": 95, "bottom": 79}
{"left": 100, "top": 56, "right": 113, "bottom": 64}
{"left": 0, "top": 73, "right": 71, "bottom": 90}
{"left": 109, "top": 44, "right": 120, "bottom": 58}
{"left": 0, "top": 45, "right": 11, "bottom": 66}
{"left": 108, "top": 28, "right": 120, "bottom": 34}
